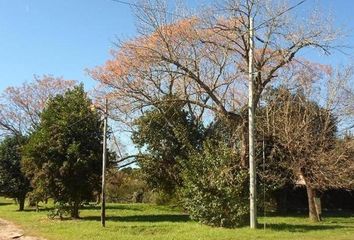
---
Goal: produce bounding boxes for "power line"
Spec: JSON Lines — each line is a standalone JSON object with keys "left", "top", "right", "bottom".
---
{"left": 254, "top": 0, "right": 307, "bottom": 31}
{"left": 110, "top": 0, "right": 307, "bottom": 35}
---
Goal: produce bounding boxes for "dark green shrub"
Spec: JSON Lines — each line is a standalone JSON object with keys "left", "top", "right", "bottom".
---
{"left": 48, "top": 202, "right": 71, "bottom": 220}
{"left": 181, "top": 141, "right": 249, "bottom": 228}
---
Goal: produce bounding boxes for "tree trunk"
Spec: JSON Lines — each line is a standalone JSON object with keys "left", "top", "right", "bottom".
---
{"left": 96, "top": 193, "right": 101, "bottom": 204}
{"left": 18, "top": 196, "right": 25, "bottom": 211}
{"left": 306, "top": 184, "right": 320, "bottom": 222}
{"left": 314, "top": 190, "right": 322, "bottom": 221}
{"left": 71, "top": 201, "right": 80, "bottom": 219}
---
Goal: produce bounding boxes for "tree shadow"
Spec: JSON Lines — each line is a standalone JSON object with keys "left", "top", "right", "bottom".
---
{"left": 265, "top": 211, "right": 307, "bottom": 218}
{"left": 22, "top": 207, "right": 54, "bottom": 212}
{"left": 323, "top": 211, "right": 354, "bottom": 218}
{"left": 264, "top": 223, "right": 349, "bottom": 232}
{"left": 82, "top": 214, "right": 190, "bottom": 223}
{"left": 265, "top": 210, "right": 354, "bottom": 218}
{"left": 12, "top": 208, "right": 50, "bottom": 213}
{"left": 82, "top": 204, "right": 143, "bottom": 212}
{"left": 0, "top": 202, "right": 12, "bottom": 206}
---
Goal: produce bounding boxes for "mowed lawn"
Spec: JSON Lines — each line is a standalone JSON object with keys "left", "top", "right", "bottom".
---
{"left": 0, "top": 198, "right": 353, "bottom": 240}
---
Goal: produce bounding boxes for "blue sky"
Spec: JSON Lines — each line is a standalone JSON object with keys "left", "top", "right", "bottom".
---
{"left": 0, "top": 0, "right": 353, "bottom": 93}
{"left": 0, "top": 0, "right": 137, "bottom": 91}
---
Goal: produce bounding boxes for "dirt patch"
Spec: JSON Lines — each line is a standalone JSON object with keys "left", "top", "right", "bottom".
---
{"left": 0, "top": 218, "right": 45, "bottom": 240}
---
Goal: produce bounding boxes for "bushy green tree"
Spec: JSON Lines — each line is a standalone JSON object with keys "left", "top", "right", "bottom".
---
{"left": 22, "top": 85, "right": 102, "bottom": 218}
{"left": 182, "top": 140, "right": 249, "bottom": 228}
{"left": 132, "top": 96, "right": 204, "bottom": 194}
{"left": 0, "top": 135, "right": 30, "bottom": 211}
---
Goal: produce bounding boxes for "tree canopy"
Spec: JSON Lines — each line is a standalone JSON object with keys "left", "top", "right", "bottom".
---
{"left": 0, "top": 135, "right": 30, "bottom": 211}
{"left": 0, "top": 75, "right": 76, "bottom": 136}
{"left": 132, "top": 95, "right": 204, "bottom": 194}
{"left": 22, "top": 85, "right": 103, "bottom": 218}
{"left": 258, "top": 87, "right": 354, "bottom": 221}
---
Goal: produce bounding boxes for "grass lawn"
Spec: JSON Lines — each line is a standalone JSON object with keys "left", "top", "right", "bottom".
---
{"left": 0, "top": 197, "right": 353, "bottom": 240}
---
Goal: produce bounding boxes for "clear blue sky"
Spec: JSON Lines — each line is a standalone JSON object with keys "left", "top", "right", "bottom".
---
{"left": 0, "top": 0, "right": 353, "bottom": 93}
{"left": 0, "top": 0, "right": 137, "bottom": 91}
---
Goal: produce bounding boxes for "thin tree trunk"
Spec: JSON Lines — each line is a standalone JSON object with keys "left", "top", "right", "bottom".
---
{"left": 96, "top": 193, "right": 101, "bottom": 204}
{"left": 306, "top": 184, "right": 320, "bottom": 222}
{"left": 18, "top": 196, "right": 25, "bottom": 211}
{"left": 313, "top": 190, "right": 322, "bottom": 221}
{"left": 71, "top": 201, "right": 80, "bottom": 219}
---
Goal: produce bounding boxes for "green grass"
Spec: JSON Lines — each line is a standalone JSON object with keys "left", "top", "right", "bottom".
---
{"left": 0, "top": 198, "right": 353, "bottom": 240}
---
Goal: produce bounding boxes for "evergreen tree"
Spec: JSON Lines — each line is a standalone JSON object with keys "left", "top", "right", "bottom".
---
{"left": 22, "top": 85, "right": 103, "bottom": 218}
{"left": 132, "top": 96, "right": 204, "bottom": 194}
{"left": 0, "top": 135, "right": 30, "bottom": 211}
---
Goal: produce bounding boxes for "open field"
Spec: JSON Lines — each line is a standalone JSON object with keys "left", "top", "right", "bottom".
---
{"left": 0, "top": 197, "right": 353, "bottom": 240}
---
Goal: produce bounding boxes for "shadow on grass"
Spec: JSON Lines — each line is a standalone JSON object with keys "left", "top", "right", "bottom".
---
{"left": 322, "top": 211, "right": 354, "bottom": 218}
{"left": 0, "top": 202, "right": 12, "bottom": 206}
{"left": 265, "top": 211, "right": 307, "bottom": 218}
{"left": 83, "top": 214, "right": 190, "bottom": 223}
{"left": 264, "top": 223, "right": 349, "bottom": 232}
{"left": 22, "top": 207, "right": 55, "bottom": 212}
{"left": 265, "top": 211, "right": 354, "bottom": 219}
{"left": 82, "top": 204, "right": 143, "bottom": 212}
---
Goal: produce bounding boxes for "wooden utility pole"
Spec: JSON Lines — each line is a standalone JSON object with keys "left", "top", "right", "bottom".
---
{"left": 248, "top": 17, "right": 257, "bottom": 229}
{"left": 101, "top": 98, "right": 108, "bottom": 227}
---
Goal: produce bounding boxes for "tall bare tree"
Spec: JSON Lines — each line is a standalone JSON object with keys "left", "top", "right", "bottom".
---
{"left": 259, "top": 85, "right": 354, "bottom": 222}
{"left": 91, "top": 0, "right": 341, "bottom": 164}
{"left": 90, "top": 0, "right": 346, "bottom": 225}
{"left": 0, "top": 75, "right": 76, "bottom": 136}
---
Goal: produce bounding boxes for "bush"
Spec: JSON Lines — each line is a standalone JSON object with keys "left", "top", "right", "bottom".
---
{"left": 106, "top": 168, "right": 181, "bottom": 205}
{"left": 181, "top": 141, "right": 249, "bottom": 228}
{"left": 144, "top": 190, "right": 181, "bottom": 205}
{"left": 48, "top": 202, "right": 71, "bottom": 220}
{"left": 106, "top": 168, "right": 147, "bottom": 203}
